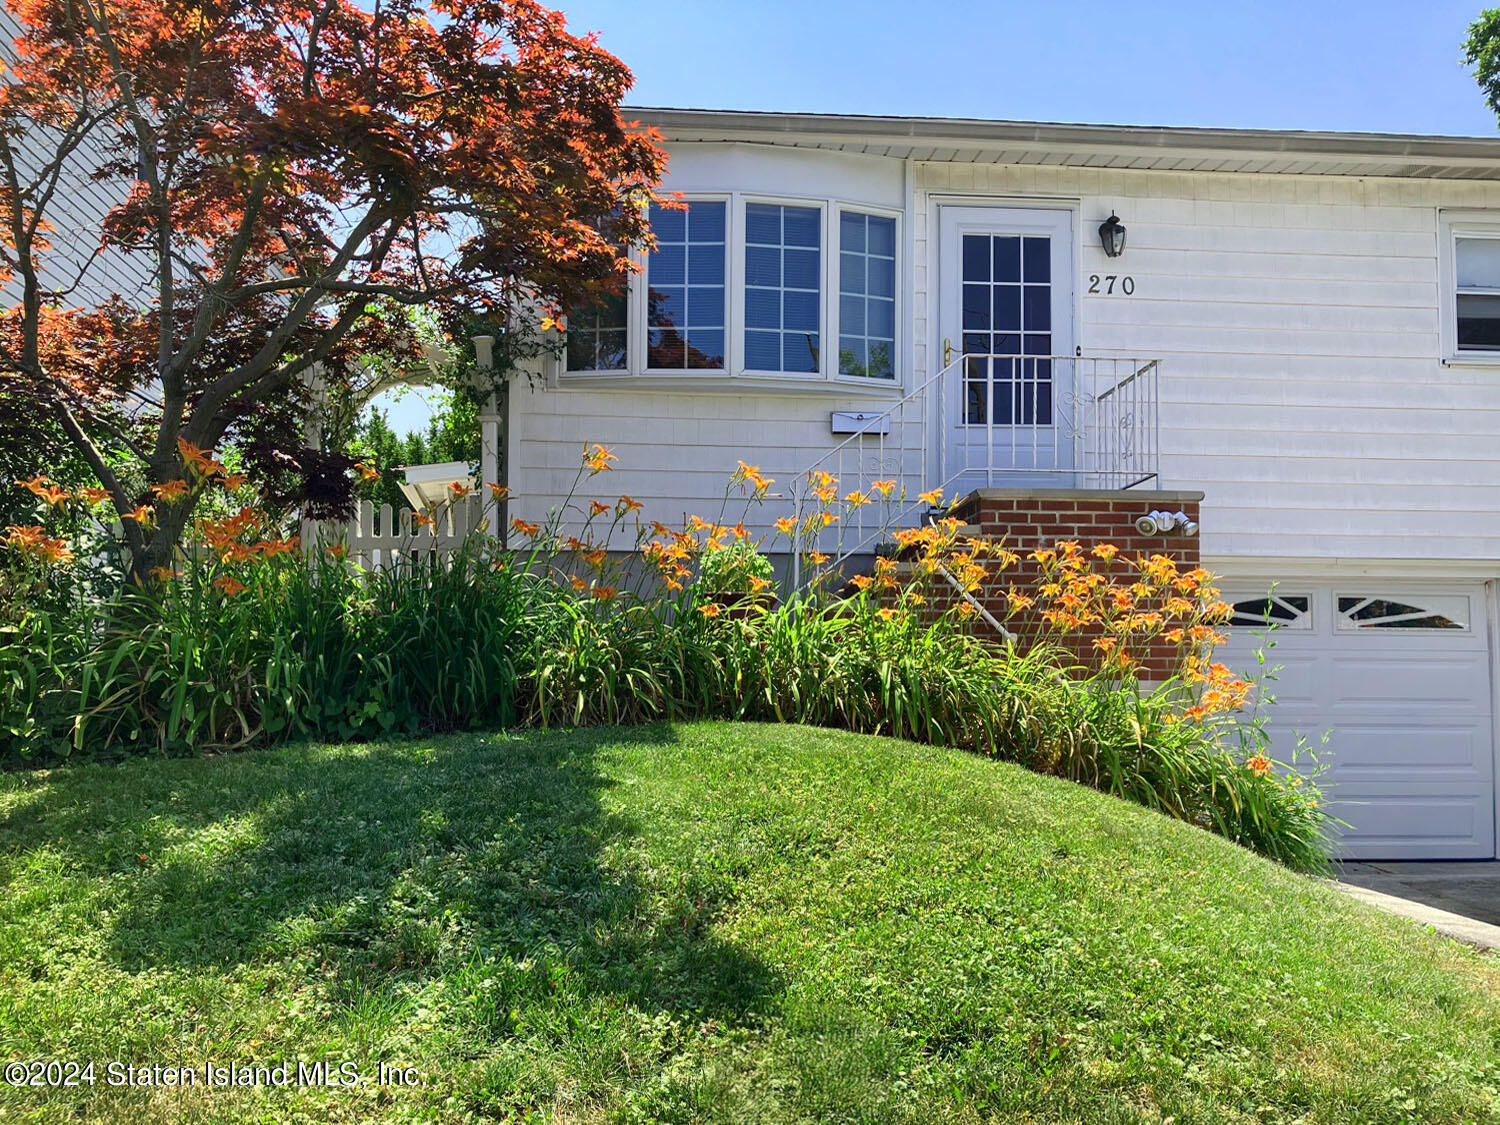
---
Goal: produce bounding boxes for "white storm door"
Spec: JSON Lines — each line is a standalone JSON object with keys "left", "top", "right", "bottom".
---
{"left": 938, "top": 206, "right": 1076, "bottom": 489}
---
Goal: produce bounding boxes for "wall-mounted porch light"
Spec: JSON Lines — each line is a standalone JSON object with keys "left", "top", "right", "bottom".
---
{"left": 1098, "top": 212, "right": 1127, "bottom": 258}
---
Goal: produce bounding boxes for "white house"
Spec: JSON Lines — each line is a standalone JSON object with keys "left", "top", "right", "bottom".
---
{"left": 491, "top": 108, "right": 1500, "bottom": 861}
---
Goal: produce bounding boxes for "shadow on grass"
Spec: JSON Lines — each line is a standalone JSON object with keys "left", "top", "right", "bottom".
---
{"left": 0, "top": 723, "right": 779, "bottom": 1023}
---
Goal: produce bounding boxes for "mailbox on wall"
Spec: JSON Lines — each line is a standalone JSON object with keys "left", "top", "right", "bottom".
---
{"left": 829, "top": 410, "right": 891, "bottom": 436}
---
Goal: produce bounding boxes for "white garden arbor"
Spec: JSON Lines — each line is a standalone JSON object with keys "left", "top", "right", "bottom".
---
{"left": 305, "top": 333, "right": 511, "bottom": 569}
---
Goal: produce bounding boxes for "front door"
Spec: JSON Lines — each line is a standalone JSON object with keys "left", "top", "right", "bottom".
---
{"left": 938, "top": 206, "right": 1075, "bottom": 489}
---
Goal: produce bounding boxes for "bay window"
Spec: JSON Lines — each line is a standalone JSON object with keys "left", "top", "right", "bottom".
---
{"left": 560, "top": 194, "right": 900, "bottom": 386}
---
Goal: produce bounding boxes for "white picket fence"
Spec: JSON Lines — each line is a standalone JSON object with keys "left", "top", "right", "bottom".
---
{"left": 318, "top": 495, "right": 489, "bottom": 570}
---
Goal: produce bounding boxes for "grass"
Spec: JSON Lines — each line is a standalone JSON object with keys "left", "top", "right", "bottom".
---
{"left": 0, "top": 722, "right": 1496, "bottom": 1124}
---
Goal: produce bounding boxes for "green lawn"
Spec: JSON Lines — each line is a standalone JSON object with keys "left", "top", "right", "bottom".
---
{"left": 0, "top": 723, "right": 1497, "bottom": 1124}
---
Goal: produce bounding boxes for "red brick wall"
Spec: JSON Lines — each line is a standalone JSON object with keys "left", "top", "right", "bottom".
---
{"left": 942, "top": 488, "right": 1204, "bottom": 679}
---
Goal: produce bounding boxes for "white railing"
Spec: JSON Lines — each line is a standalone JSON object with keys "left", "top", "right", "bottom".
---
{"left": 1076, "top": 357, "right": 1160, "bottom": 490}
{"left": 788, "top": 353, "right": 1160, "bottom": 584}
{"left": 321, "top": 494, "right": 486, "bottom": 571}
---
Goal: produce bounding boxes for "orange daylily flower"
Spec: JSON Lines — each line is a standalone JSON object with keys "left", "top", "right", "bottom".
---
{"left": 177, "top": 437, "right": 225, "bottom": 479}
{"left": 3, "top": 525, "right": 47, "bottom": 549}
{"left": 918, "top": 487, "right": 944, "bottom": 506}
{"left": 448, "top": 481, "right": 472, "bottom": 498}
{"left": 734, "top": 461, "right": 772, "bottom": 494}
{"left": 583, "top": 444, "right": 617, "bottom": 473}
{"left": 121, "top": 505, "right": 154, "bottom": 524}
{"left": 487, "top": 482, "right": 510, "bottom": 501}
{"left": 76, "top": 487, "right": 110, "bottom": 505}
{"left": 590, "top": 585, "right": 618, "bottom": 601}
{"left": 618, "top": 495, "right": 643, "bottom": 515}
{"left": 36, "top": 538, "right": 73, "bottom": 564}
{"left": 589, "top": 500, "right": 610, "bottom": 517}
{"left": 17, "top": 475, "right": 70, "bottom": 506}
{"left": 213, "top": 575, "right": 247, "bottom": 597}
{"left": 258, "top": 537, "right": 299, "bottom": 558}
{"left": 697, "top": 602, "right": 722, "bottom": 618}
{"left": 152, "top": 479, "right": 189, "bottom": 502}
{"left": 510, "top": 517, "right": 540, "bottom": 537}
{"left": 774, "top": 516, "right": 797, "bottom": 535}
{"left": 4, "top": 525, "right": 72, "bottom": 564}
{"left": 1246, "top": 755, "right": 1272, "bottom": 777}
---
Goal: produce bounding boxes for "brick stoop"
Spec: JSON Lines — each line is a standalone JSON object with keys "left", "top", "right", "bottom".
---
{"left": 876, "top": 488, "right": 1205, "bottom": 678}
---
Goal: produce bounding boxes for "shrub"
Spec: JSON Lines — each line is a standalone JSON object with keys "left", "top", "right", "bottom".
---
{"left": 696, "top": 538, "right": 774, "bottom": 597}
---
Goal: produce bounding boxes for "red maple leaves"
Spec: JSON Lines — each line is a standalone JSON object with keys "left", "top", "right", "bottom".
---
{"left": 0, "top": 0, "right": 667, "bottom": 580}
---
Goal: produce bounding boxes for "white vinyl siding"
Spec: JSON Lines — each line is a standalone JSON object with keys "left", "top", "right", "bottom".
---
{"left": 507, "top": 143, "right": 1500, "bottom": 563}
{"left": 0, "top": 12, "right": 155, "bottom": 309}
{"left": 913, "top": 163, "right": 1500, "bottom": 562}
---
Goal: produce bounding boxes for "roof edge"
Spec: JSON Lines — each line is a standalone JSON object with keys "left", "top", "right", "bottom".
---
{"left": 624, "top": 106, "right": 1500, "bottom": 169}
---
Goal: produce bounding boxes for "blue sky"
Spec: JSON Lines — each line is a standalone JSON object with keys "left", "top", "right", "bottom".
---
{"left": 563, "top": 0, "right": 1499, "bottom": 137}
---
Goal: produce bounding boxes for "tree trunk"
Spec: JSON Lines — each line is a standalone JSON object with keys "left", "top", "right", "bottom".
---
{"left": 125, "top": 502, "right": 195, "bottom": 587}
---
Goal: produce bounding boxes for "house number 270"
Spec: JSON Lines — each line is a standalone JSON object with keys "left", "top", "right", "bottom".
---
{"left": 1087, "top": 274, "right": 1134, "bottom": 295}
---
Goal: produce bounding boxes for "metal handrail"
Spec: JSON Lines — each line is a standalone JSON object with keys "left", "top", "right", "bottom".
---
{"left": 788, "top": 352, "right": 1161, "bottom": 589}
{"left": 1094, "top": 358, "right": 1159, "bottom": 403}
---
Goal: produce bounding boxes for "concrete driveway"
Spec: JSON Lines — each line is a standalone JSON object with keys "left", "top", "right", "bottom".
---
{"left": 1338, "top": 861, "right": 1500, "bottom": 928}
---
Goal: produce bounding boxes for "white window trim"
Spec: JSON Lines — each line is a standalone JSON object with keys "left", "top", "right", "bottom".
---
{"left": 1439, "top": 210, "right": 1500, "bottom": 366}
{"left": 554, "top": 191, "right": 904, "bottom": 393}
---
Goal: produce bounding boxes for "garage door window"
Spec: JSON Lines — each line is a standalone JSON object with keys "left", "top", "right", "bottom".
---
{"left": 1336, "top": 595, "right": 1468, "bottom": 631}
{"left": 1229, "top": 594, "right": 1312, "bottom": 630}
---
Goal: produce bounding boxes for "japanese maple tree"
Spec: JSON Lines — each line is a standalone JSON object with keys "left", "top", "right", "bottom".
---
{"left": 0, "top": 0, "right": 664, "bottom": 580}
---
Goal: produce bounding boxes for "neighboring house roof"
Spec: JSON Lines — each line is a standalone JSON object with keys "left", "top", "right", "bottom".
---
{"left": 628, "top": 106, "right": 1500, "bottom": 180}
{"left": 0, "top": 9, "right": 155, "bottom": 308}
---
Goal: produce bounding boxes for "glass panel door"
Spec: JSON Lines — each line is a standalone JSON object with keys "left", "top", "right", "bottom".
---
{"left": 939, "top": 207, "right": 1075, "bottom": 488}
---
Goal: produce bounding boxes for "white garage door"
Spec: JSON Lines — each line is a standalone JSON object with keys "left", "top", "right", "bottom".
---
{"left": 1220, "top": 584, "right": 1495, "bottom": 861}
